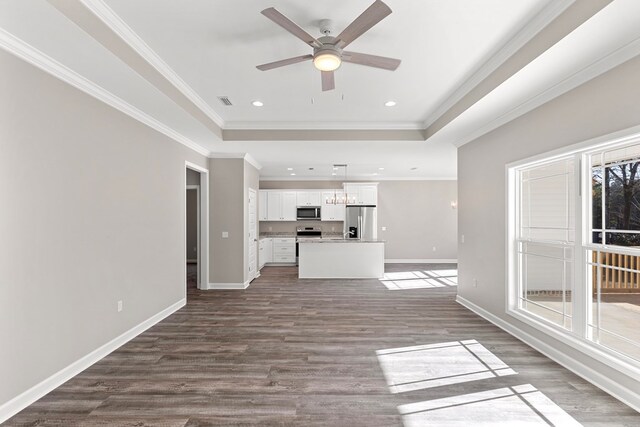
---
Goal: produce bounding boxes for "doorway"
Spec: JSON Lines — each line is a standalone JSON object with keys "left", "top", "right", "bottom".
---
{"left": 185, "top": 162, "right": 209, "bottom": 292}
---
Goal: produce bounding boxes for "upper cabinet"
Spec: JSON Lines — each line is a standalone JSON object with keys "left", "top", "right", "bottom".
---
{"left": 343, "top": 183, "right": 378, "bottom": 206}
{"left": 322, "top": 191, "right": 346, "bottom": 221}
{"left": 265, "top": 191, "right": 296, "bottom": 221}
{"left": 258, "top": 190, "right": 268, "bottom": 221}
{"left": 281, "top": 192, "right": 297, "bottom": 220}
{"left": 296, "top": 191, "right": 322, "bottom": 206}
{"left": 260, "top": 188, "right": 360, "bottom": 221}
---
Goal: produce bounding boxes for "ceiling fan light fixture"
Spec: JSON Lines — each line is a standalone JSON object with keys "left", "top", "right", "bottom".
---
{"left": 313, "top": 51, "right": 341, "bottom": 71}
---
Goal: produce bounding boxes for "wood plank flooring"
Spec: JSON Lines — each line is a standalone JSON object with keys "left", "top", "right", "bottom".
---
{"left": 5, "top": 264, "right": 640, "bottom": 426}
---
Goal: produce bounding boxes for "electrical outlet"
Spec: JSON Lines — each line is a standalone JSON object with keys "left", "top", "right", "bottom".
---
{"left": 473, "top": 279, "right": 478, "bottom": 288}
{"left": 461, "top": 234, "right": 465, "bottom": 243}
{"left": 432, "top": 246, "right": 437, "bottom": 252}
{"left": 222, "top": 231, "right": 229, "bottom": 238}
{"left": 117, "top": 300, "right": 123, "bottom": 312}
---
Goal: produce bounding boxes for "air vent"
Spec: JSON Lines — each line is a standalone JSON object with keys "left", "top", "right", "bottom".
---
{"left": 217, "top": 96, "right": 233, "bottom": 106}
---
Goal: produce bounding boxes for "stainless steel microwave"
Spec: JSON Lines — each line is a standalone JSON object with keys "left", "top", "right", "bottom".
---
{"left": 296, "top": 206, "right": 321, "bottom": 220}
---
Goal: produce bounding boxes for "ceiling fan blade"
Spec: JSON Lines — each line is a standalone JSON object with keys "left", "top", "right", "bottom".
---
{"left": 321, "top": 71, "right": 335, "bottom": 91}
{"left": 261, "top": 7, "right": 321, "bottom": 48}
{"left": 335, "top": 0, "right": 392, "bottom": 48}
{"left": 256, "top": 54, "right": 313, "bottom": 71}
{"left": 342, "top": 51, "right": 401, "bottom": 71}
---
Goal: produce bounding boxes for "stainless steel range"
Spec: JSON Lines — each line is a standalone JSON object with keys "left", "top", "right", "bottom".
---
{"left": 296, "top": 226, "right": 322, "bottom": 262}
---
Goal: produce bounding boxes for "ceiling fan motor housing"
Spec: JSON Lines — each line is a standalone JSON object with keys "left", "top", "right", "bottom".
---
{"left": 314, "top": 36, "right": 342, "bottom": 59}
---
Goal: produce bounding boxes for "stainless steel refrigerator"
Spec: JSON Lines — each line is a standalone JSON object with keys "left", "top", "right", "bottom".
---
{"left": 345, "top": 205, "right": 377, "bottom": 240}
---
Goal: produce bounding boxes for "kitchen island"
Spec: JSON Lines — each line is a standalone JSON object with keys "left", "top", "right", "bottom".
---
{"left": 298, "top": 238, "right": 385, "bottom": 279}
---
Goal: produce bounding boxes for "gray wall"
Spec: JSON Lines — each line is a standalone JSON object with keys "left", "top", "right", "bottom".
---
{"left": 378, "top": 180, "right": 457, "bottom": 260}
{"left": 0, "top": 49, "right": 207, "bottom": 406}
{"left": 260, "top": 180, "right": 458, "bottom": 260}
{"left": 458, "top": 55, "right": 640, "bottom": 396}
{"left": 186, "top": 168, "right": 200, "bottom": 186}
{"left": 208, "top": 158, "right": 259, "bottom": 285}
{"left": 209, "top": 158, "right": 244, "bottom": 284}
{"left": 186, "top": 189, "right": 198, "bottom": 261}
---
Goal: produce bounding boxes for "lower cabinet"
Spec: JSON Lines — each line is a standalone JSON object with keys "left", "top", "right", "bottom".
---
{"left": 259, "top": 237, "right": 295, "bottom": 267}
{"left": 259, "top": 238, "right": 272, "bottom": 269}
{"left": 272, "top": 238, "right": 296, "bottom": 263}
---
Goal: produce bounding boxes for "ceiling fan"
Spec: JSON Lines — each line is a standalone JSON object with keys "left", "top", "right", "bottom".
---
{"left": 256, "top": 0, "right": 401, "bottom": 91}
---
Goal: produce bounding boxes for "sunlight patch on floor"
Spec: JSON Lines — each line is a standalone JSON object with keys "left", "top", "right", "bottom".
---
{"left": 376, "top": 340, "right": 515, "bottom": 393}
{"left": 380, "top": 269, "right": 458, "bottom": 290}
{"left": 398, "top": 384, "right": 582, "bottom": 426}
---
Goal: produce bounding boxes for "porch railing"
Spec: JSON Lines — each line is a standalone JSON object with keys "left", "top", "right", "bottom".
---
{"left": 593, "top": 251, "right": 640, "bottom": 293}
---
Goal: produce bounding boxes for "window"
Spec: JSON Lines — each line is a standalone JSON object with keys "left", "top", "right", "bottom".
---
{"left": 587, "top": 143, "right": 640, "bottom": 361}
{"left": 509, "top": 136, "right": 640, "bottom": 372}
{"left": 516, "top": 158, "right": 574, "bottom": 330}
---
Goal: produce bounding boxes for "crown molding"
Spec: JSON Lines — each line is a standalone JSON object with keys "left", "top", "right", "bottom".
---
{"left": 78, "top": 0, "right": 225, "bottom": 129}
{"left": 209, "top": 152, "right": 263, "bottom": 170}
{"left": 452, "top": 33, "right": 640, "bottom": 148}
{"left": 259, "top": 176, "right": 456, "bottom": 181}
{"left": 224, "top": 121, "right": 424, "bottom": 131}
{"left": 0, "top": 28, "right": 211, "bottom": 157}
{"left": 422, "top": 0, "right": 575, "bottom": 129}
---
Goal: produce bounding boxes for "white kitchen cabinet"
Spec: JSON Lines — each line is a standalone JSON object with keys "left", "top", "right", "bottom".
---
{"left": 297, "top": 191, "right": 322, "bottom": 206}
{"left": 258, "top": 190, "right": 268, "bottom": 221}
{"left": 272, "top": 237, "right": 295, "bottom": 263}
{"left": 266, "top": 192, "right": 281, "bottom": 220}
{"left": 321, "top": 191, "right": 346, "bottom": 221}
{"left": 259, "top": 238, "right": 272, "bottom": 269}
{"left": 266, "top": 191, "right": 297, "bottom": 221}
{"left": 281, "top": 192, "right": 297, "bottom": 220}
{"left": 344, "top": 183, "right": 378, "bottom": 206}
{"left": 358, "top": 186, "right": 378, "bottom": 205}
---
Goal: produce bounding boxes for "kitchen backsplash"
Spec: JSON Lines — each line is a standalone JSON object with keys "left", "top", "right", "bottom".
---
{"left": 259, "top": 220, "right": 344, "bottom": 234}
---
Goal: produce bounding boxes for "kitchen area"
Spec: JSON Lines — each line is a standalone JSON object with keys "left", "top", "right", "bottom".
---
{"left": 258, "top": 182, "right": 385, "bottom": 279}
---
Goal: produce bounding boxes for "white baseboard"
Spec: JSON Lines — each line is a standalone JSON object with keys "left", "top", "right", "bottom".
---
{"left": 207, "top": 280, "right": 250, "bottom": 290}
{"left": 0, "top": 298, "right": 186, "bottom": 424}
{"left": 456, "top": 295, "right": 640, "bottom": 413}
{"left": 385, "top": 258, "right": 458, "bottom": 264}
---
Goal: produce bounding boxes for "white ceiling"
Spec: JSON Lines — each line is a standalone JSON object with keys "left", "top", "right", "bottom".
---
{"left": 1, "top": 1, "right": 636, "bottom": 180}
{"left": 103, "top": 0, "right": 550, "bottom": 128}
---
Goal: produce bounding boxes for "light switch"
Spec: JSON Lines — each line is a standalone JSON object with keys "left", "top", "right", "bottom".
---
{"left": 381, "top": 226, "right": 387, "bottom": 231}
{"left": 222, "top": 231, "right": 229, "bottom": 238}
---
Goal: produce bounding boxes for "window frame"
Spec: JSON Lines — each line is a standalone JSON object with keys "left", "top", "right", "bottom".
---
{"left": 506, "top": 130, "right": 640, "bottom": 381}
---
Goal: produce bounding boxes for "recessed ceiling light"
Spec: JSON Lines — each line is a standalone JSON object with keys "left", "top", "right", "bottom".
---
{"left": 333, "top": 167, "right": 338, "bottom": 171}
{"left": 287, "top": 167, "right": 293, "bottom": 171}
{"left": 290, "top": 173, "right": 296, "bottom": 176}
{"left": 332, "top": 173, "right": 337, "bottom": 176}
{"left": 378, "top": 167, "right": 385, "bottom": 171}
{"left": 252, "top": 100, "right": 264, "bottom": 107}
{"left": 373, "top": 173, "right": 379, "bottom": 176}
{"left": 384, "top": 101, "right": 396, "bottom": 107}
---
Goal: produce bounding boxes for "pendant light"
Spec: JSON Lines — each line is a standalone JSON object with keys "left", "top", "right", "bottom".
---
{"left": 326, "top": 164, "right": 356, "bottom": 204}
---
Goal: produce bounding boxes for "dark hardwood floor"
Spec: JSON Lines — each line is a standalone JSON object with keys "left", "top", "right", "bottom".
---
{"left": 5, "top": 264, "right": 639, "bottom": 426}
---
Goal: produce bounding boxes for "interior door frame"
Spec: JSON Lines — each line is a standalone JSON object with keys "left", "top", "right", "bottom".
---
{"left": 185, "top": 161, "right": 209, "bottom": 291}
